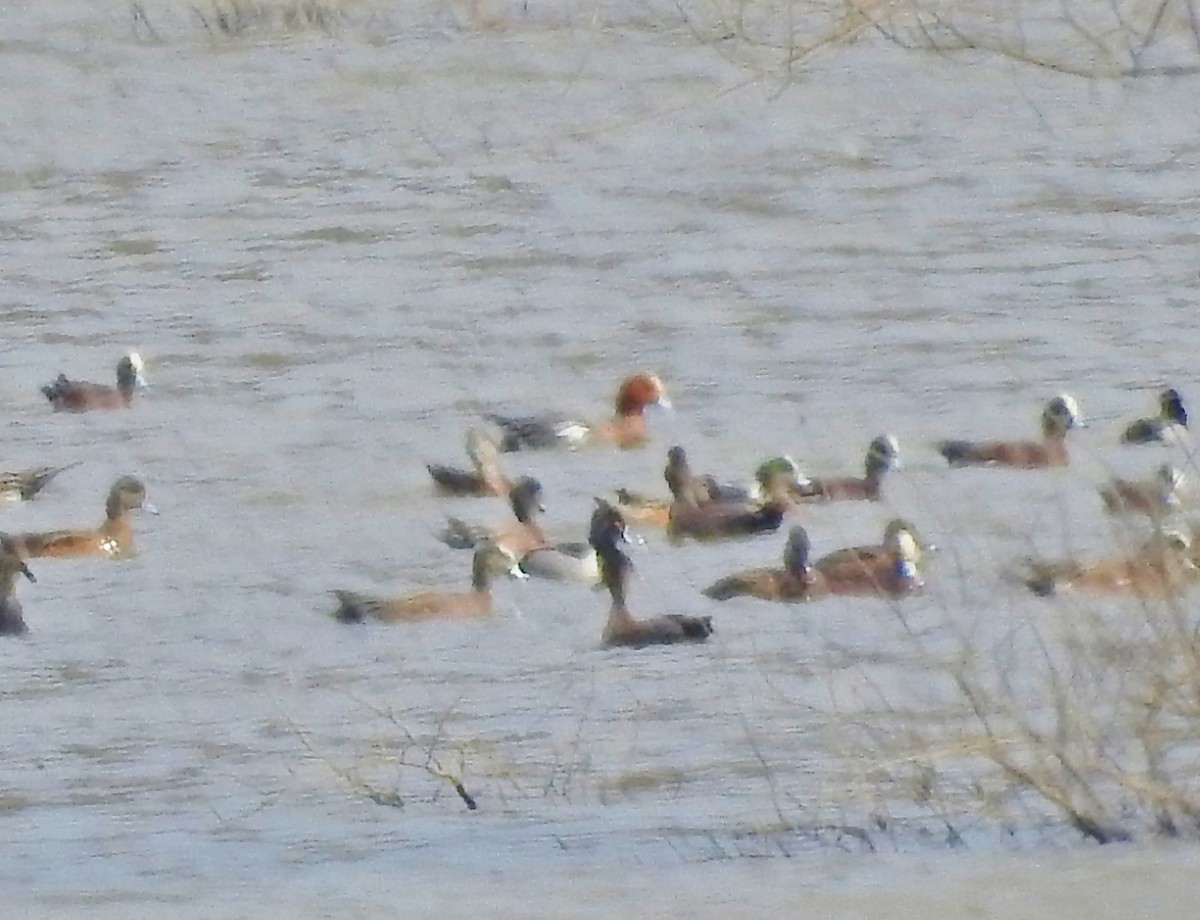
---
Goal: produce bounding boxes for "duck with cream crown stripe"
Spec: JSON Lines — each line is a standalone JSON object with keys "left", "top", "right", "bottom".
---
{"left": 42, "top": 352, "right": 147, "bottom": 412}
{"left": 703, "top": 524, "right": 924, "bottom": 602}
{"left": 791, "top": 435, "right": 901, "bottom": 502}
{"left": 936, "top": 394, "right": 1082, "bottom": 468}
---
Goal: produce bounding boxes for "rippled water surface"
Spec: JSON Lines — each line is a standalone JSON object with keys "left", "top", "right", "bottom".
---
{"left": 3, "top": 1, "right": 1200, "bottom": 914}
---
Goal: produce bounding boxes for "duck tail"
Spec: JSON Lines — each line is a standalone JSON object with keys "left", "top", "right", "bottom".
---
{"left": 999, "top": 560, "right": 1059, "bottom": 597}
{"left": 702, "top": 577, "right": 743, "bottom": 601}
{"left": 936, "top": 440, "right": 974, "bottom": 464}
{"left": 436, "top": 518, "right": 481, "bottom": 550}
{"left": 749, "top": 502, "right": 786, "bottom": 533}
{"left": 332, "top": 590, "right": 373, "bottom": 623}
{"left": 20, "top": 462, "right": 82, "bottom": 500}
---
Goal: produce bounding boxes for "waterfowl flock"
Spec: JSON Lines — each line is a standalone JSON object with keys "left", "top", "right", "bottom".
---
{"left": 4, "top": 364, "right": 1196, "bottom": 646}
{"left": 332, "top": 374, "right": 1200, "bottom": 650}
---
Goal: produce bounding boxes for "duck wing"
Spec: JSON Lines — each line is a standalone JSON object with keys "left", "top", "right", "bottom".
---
{"left": 486, "top": 413, "right": 590, "bottom": 452}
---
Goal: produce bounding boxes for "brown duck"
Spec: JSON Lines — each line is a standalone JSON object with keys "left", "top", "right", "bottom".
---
{"left": 1020, "top": 529, "right": 1198, "bottom": 597}
{"left": 590, "top": 499, "right": 713, "bottom": 647}
{"left": 42, "top": 353, "right": 147, "bottom": 412}
{"left": 937, "top": 394, "right": 1082, "bottom": 468}
{"left": 664, "top": 447, "right": 786, "bottom": 542}
{"left": 1099, "top": 463, "right": 1185, "bottom": 520}
{"left": 813, "top": 519, "right": 932, "bottom": 583}
{"left": 702, "top": 526, "right": 830, "bottom": 602}
{"left": 9, "top": 476, "right": 157, "bottom": 559}
{"left": 792, "top": 435, "right": 901, "bottom": 502}
{"left": 487, "top": 373, "right": 670, "bottom": 452}
{"left": 333, "top": 540, "right": 527, "bottom": 624}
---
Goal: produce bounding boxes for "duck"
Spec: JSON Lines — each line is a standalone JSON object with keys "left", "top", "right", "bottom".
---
{"left": 1020, "top": 529, "right": 1198, "bottom": 597}
{"left": 703, "top": 523, "right": 924, "bottom": 601}
{"left": 936, "top": 394, "right": 1082, "bottom": 468}
{"left": 333, "top": 539, "right": 527, "bottom": 624}
{"left": 1099, "top": 463, "right": 1185, "bottom": 520}
{"left": 486, "top": 373, "right": 670, "bottom": 452}
{"left": 813, "top": 519, "right": 931, "bottom": 582}
{"left": 1121, "top": 388, "right": 1188, "bottom": 445}
{"left": 701, "top": 526, "right": 830, "bottom": 602}
{"left": 589, "top": 498, "right": 713, "bottom": 647}
{"left": 613, "top": 456, "right": 801, "bottom": 529}
{"left": 438, "top": 478, "right": 602, "bottom": 585}
{"left": 792, "top": 436, "right": 901, "bottom": 502}
{"left": 427, "top": 429, "right": 511, "bottom": 497}
{"left": 437, "top": 476, "right": 546, "bottom": 553}
{"left": 41, "top": 352, "right": 147, "bottom": 412}
{"left": 8, "top": 476, "right": 158, "bottom": 559}
{"left": 0, "top": 537, "right": 36, "bottom": 637}
{"left": 613, "top": 487, "right": 671, "bottom": 529}
{"left": 664, "top": 447, "right": 787, "bottom": 542}
{"left": 0, "top": 463, "right": 79, "bottom": 502}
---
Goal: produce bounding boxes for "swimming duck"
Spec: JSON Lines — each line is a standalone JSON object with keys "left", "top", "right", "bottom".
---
{"left": 486, "top": 373, "right": 670, "bottom": 452}
{"left": 1099, "top": 464, "right": 1185, "bottom": 520}
{"left": 703, "top": 523, "right": 924, "bottom": 601}
{"left": 437, "top": 477, "right": 545, "bottom": 552}
{"left": 792, "top": 436, "right": 901, "bottom": 502}
{"left": 813, "top": 519, "right": 931, "bottom": 583}
{"left": 0, "top": 537, "right": 36, "bottom": 637}
{"left": 936, "top": 394, "right": 1082, "bottom": 468}
{"left": 665, "top": 447, "right": 787, "bottom": 542}
{"left": 1020, "top": 529, "right": 1198, "bottom": 597}
{"left": 41, "top": 352, "right": 147, "bottom": 412}
{"left": 427, "top": 429, "right": 511, "bottom": 497}
{"left": 590, "top": 498, "right": 712, "bottom": 647}
{"left": 614, "top": 456, "right": 801, "bottom": 529}
{"left": 333, "top": 539, "right": 527, "bottom": 624}
{"left": 701, "top": 526, "right": 829, "bottom": 602}
{"left": 0, "top": 463, "right": 79, "bottom": 502}
{"left": 9, "top": 476, "right": 158, "bottom": 559}
{"left": 1121, "top": 388, "right": 1187, "bottom": 445}
{"left": 439, "top": 478, "right": 602, "bottom": 585}
{"left": 613, "top": 487, "right": 671, "bottom": 529}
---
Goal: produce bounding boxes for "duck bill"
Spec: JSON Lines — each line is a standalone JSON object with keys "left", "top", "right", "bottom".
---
{"left": 141, "top": 500, "right": 160, "bottom": 515}
{"left": 134, "top": 373, "right": 149, "bottom": 389}
{"left": 20, "top": 561, "right": 35, "bottom": 583}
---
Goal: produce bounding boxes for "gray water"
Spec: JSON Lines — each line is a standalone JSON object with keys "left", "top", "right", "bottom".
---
{"left": 3, "top": 1, "right": 1200, "bottom": 914}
